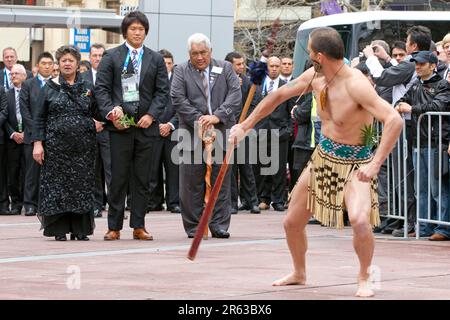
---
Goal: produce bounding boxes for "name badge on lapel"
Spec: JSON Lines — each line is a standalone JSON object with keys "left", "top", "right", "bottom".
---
{"left": 211, "top": 66, "right": 223, "bottom": 74}
{"left": 121, "top": 73, "right": 140, "bottom": 102}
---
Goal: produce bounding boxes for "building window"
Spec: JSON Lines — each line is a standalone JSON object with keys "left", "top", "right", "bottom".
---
{"left": 105, "top": 0, "right": 121, "bottom": 44}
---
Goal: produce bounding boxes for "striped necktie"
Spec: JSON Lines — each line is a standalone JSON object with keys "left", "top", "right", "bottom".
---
{"left": 267, "top": 80, "right": 274, "bottom": 95}
{"left": 131, "top": 49, "right": 139, "bottom": 74}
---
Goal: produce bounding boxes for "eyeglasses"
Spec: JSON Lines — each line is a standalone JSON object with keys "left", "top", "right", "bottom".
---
{"left": 10, "top": 72, "right": 25, "bottom": 76}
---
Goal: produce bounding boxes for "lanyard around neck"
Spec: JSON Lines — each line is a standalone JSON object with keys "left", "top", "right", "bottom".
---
{"left": 122, "top": 49, "right": 144, "bottom": 74}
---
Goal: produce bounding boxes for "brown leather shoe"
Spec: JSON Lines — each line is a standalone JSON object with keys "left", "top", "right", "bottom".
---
{"left": 104, "top": 230, "right": 120, "bottom": 241}
{"left": 258, "top": 202, "right": 270, "bottom": 210}
{"left": 133, "top": 228, "right": 153, "bottom": 240}
{"left": 429, "top": 233, "right": 449, "bottom": 241}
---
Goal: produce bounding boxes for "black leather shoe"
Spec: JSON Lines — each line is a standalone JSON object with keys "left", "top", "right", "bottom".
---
{"left": 0, "top": 209, "right": 10, "bottom": 215}
{"left": 147, "top": 205, "right": 164, "bottom": 212}
{"left": 250, "top": 205, "right": 261, "bottom": 214}
{"left": 238, "top": 204, "right": 250, "bottom": 211}
{"left": 211, "top": 229, "right": 230, "bottom": 239}
{"left": 187, "top": 232, "right": 195, "bottom": 238}
{"left": 25, "top": 208, "right": 36, "bottom": 216}
{"left": 55, "top": 234, "right": 67, "bottom": 241}
{"left": 70, "top": 234, "right": 89, "bottom": 241}
{"left": 94, "top": 209, "right": 103, "bottom": 218}
{"left": 230, "top": 208, "right": 238, "bottom": 215}
{"left": 170, "top": 206, "right": 181, "bottom": 213}
{"left": 272, "top": 203, "right": 285, "bottom": 211}
{"left": 10, "top": 208, "right": 21, "bottom": 215}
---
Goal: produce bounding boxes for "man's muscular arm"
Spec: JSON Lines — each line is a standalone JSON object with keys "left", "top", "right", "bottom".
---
{"left": 229, "top": 67, "right": 316, "bottom": 144}
{"left": 348, "top": 71, "right": 403, "bottom": 182}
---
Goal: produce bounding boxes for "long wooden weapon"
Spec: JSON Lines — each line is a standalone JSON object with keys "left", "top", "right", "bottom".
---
{"left": 188, "top": 19, "right": 280, "bottom": 261}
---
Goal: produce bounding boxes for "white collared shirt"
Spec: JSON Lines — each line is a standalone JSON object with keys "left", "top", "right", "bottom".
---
{"left": 92, "top": 68, "right": 98, "bottom": 84}
{"left": 280, "top": 75, "right": 293, "bottom": 83}
{"left": 37, "top": 73, "right": 51, "bottom": 87}
{"left": 125, "top": 41, "right": 144, "bottom": 77}
{"left": 263, "top": 76, "right": 280, "bottom": 95}
{"left": 4, "top": 68, "right": 12, "bottom": 89}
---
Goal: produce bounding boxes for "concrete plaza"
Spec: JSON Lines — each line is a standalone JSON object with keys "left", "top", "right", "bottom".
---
{"left": 0, "top": 210, "right": 449, "bottom": 300}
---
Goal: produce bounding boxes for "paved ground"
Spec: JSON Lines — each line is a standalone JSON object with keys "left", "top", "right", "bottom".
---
{"left": 0, "top": 210, "right": 449, "bottom": 300}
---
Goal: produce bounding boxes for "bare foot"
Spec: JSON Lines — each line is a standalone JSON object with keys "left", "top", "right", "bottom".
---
{"left": 355, "top": 277, "right": 375, "bottom": 298}
{"left": 272, "top": 272, "right": 306, "bottom": 286}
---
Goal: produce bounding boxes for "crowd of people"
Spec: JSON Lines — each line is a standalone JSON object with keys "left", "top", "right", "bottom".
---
{"left": 0, "top": 10, "right": 449, "bottom": 246}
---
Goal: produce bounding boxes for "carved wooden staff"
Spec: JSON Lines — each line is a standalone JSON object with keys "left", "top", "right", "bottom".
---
{"left": 188, "top": 61, "right": 268, "bottom": 260}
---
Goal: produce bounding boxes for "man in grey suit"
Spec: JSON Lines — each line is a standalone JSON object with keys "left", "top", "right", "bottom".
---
{"left": 171, "top": 33, "right": 241, "bottom": 238}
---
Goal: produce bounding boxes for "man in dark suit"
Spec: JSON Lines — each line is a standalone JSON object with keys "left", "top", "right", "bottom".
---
{"left": 252, "top": 56, "right": 293, "bottom": 212}
{"left": 20, "top": 52, "right": 54, "bottom": 217}
{"left": 95, "top": 11, "right": 169, "bottom": 241}
{"left": 1, "top": 47, "right": 32, "bottom": 91}
{"left": 4, "top": 64, "right": 28, "bottom": 215}
{"left": 147, "top": 49, "right": 180, "bottom": 214}
{"left": 171, "top": 33, "right": 241, "bottom": 238}
{"left": 0, "top": 86, "right": 8, "bottom": 215}
{"left": 225, "top": 51, "right": 260, "bottom": 214}
{"left": 81, "top": 43, "right": 110, "bottom": 218}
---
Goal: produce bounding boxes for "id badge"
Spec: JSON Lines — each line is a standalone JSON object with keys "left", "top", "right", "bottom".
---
{"left": 122, "top": 74, "right": 140, "bottom": 102}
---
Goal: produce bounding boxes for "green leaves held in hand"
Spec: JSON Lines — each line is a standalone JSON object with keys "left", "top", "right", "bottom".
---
{"left": 360, "top": 123, "right": 378, "bottom": 148}
{"left": 118, "top": 114, "right": 137, "bottom": 128}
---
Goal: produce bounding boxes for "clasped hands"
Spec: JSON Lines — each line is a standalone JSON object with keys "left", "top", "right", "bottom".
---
{"left": 108, "top": 106, "right": 153, "bottom": 130}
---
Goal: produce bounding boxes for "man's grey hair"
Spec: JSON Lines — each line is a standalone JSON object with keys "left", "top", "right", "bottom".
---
{"left": 11, "top": 64, "right": 26, "bottom": 75}
{"left": 187, "top": 33, "right": 212, "bottom": 52}
{"left": 371, "top": 40, "right": 390, "bottom": 55}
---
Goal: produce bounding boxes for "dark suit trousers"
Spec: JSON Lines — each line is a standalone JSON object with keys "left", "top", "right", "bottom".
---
{"left": 7, "top": 141, "right": 25, "bottom": 209}
{"left": 179, "top": 149, "right": 231, "bottom": 235}
{"left": 0, "top": 144, "right": 9, "bottom": 209}
{"left": 254, "top": 132, "right": 289, "bottom": 205}
{"left": 94, "top": 130, "right": 111, "bottom": 210}
{"left": 108, "top": 128, "right": 156, "bottom": 231}
{"left": 231, "top": 136, "right": 258, "bottom": 209}
{"left": 23, "top": 144, "right": 40, "bottom": 210}
{"left": 149, "top": 136, "right": 179, "bottom": 209}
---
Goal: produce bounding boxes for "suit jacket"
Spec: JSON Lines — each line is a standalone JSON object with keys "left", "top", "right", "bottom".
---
{"left": 5, "top": 88, "right": 22, "bottom": 139}
{"left": 159, "top": 73, "right": 178, "bottom": 129}
{"left": 235, "top": 74, "right": 251, "bottom": 121}
{"left": 81, "top": 69, "right": 95, "bottom": 85}
{"left": 252, "top": 79, "right": 294, "bottom": 140}
{"left": 0, "top": 68, "right": 33, "bottom": 90}
{"left": 95, "top": 43, "right": 170, "bottom": 136}
{"left": 0, "top": 86, "right": 7, "bottom": 144}
{"left": 170, "top": 59, "right": 241, "bottom": 151}
{"left": 20, "top": 77, "right": 44, "bottom": 145}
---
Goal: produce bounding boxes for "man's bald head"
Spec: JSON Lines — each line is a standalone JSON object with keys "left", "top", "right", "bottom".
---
{"left": 267, "top": 56, "right": 281, "bottom": 80}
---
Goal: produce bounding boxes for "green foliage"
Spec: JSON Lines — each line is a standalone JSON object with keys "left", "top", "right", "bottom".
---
{"left": 118, "top": 114, "right": 137, "bottom": 128}
{"left": 360, "top": 123, "right": 378, "bottom": 148}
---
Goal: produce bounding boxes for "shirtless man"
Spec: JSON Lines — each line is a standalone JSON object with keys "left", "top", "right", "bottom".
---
{"left": 229, "top": 27, "right": 403, "bottom": 297}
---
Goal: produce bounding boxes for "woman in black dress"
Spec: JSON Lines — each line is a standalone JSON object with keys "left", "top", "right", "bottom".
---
{"left": 32, "top": 45, "right": 98, "bottom": 241}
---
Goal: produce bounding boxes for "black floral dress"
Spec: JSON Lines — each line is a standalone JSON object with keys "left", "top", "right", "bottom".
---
{"left": 32, "top": 74, "right": 98, "bottom": 237}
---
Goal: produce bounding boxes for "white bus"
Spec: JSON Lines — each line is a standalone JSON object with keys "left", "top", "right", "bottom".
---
{"left": 293, "top": 10, "right": 450, "bottom": 76}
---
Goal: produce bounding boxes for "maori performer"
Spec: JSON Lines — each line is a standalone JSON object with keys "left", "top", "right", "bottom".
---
{"left": 229, "top": 27, "right": 403, "bottom": 297}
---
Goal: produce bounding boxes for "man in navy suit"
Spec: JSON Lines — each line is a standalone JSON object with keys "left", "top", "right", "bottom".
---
{"left": 20, "top": 52, "right": 54, "bottom": 216}
{"left": 0, "top": 47, "right": 32, "bottom": 91}
{"left": 96, "top": 11, "right": 169, "bottom": 241}
{"left": 81, "top": 43, "right": 110, "bottom": 218}
{"left": 147, "top": 49, "right": 180, "bottom": 213}
{"left": 0, "top": 85, "right": 8, "bottom": 215}
{"left": 4, "top": 64, "right": 28, "bottom": 215}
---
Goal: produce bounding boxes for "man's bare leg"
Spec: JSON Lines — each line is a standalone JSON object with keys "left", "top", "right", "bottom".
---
{"left": 344, "top": 172, "right": 375, "bottom": 297}
{"left": 272, "top": 163, "right": 313, "bottom": 286}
